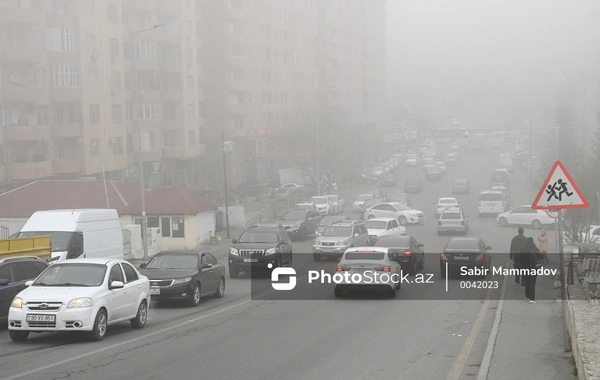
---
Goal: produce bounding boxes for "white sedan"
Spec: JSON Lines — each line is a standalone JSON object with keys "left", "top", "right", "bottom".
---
{"left": 8, "top": 258, "right": 151, "bottom": 342}
{"left": 365, "top": 218, "right": 406, "bottom": 244}
{"left": 496, "top": 205, "right": 555, "bottom": 230}
{"left": 309, "top": 196, "right": 332, "bottom": 215}
{"left": 363, "top": 202, "right": 425, "bottom": 225}
{"left": 435, "top": 197, "right": 460, "bottom": 217}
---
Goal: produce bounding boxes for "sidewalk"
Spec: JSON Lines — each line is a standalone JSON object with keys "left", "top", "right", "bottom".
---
{"left": 485, "top": 273, "right": 575, "bottom": 379}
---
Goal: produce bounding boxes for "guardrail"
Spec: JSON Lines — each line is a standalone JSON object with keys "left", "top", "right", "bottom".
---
{"left": 245, "top": 196, "right": 304, "bottom": 227}
{"left": 0, "top": 235, "right": 52, "bottom": 262}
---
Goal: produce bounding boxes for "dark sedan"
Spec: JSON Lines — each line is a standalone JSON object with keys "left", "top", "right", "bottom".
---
{"left": 404, "top": 179, "right": 424, "bottom": 193}
{"left": 373, "top": 235, "right": 425, "bottom": 275}
{"left": 440, "top": 237, "right": 492, "bottom": 279}
{"left": 0, "top": 257, "right": 48, "bottom": 326}
{"left": 140, "top": 251, "right": 225, "bottom": 307}
{"left": 276, "top": 210, "right": 321, "bottom": 241}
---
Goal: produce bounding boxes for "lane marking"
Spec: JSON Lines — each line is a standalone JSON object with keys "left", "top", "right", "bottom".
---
{"left": 446, "top": 289, "right": 492, "bottom": 380}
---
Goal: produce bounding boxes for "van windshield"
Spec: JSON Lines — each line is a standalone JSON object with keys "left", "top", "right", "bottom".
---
{"left": 17, "top": 231, "right": 74, "bottom": 252}
{"left": 481, "top": 193, "right": 503, "bottom": 201}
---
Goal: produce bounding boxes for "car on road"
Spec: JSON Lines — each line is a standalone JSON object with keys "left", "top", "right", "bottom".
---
{"left": 279, "top": 183, "right": 305, "bottom": 195}
{"left": 384, "top": 191, "right": 412, "bottom": 207}
{"left": 371, "top": 165, "right": 385, "bottom": 177}
{"left": 0, "top": 257, "right": 49, "bottom": 327}
{"left": 140, "top": 251, "right": 225, "bottom": 307}
{"left": 452, "top": 179, "right": 470, "bottom": 194}
{"left": 382, "top": 173, "right": 396, "bottom": 187}
{"left": 295, "top": 202, "right": 319, "bottom": 212}
{"left": 364, "top": 202, "right": 425, "bottom": 225}
{"left": 276, "top": 209, "right": 321, "bottom": 241}
{"left": 326, "top": 195, "right": 345, "bottom": 214}
{"left": 404, "top": 178, "right": 424, "bottom": 193}
{"left": 405, "top": 154, "right": 419, "bottom": 166}
{"left": 358, "top": 198, "right": 386, "bottom": 217}
{"left": 438, "top": 208, "right": 469, "bottom": 235}
{"left": 229, "top": 225, "right": 293, "bottom": 278}
{"left": 450, "top": 143, "right": 460, "bottom": 151}
{"left": 478, "top": 190, "right": 507, "bottom": 216}
{"left": 8, "top": 258, "right": 151, "bottom": 342}
{"left": 333, "top": 247, "right": 402, "bottom": 298}
{"left": 316, "top": 215, "right": 350, "bottom": 235}
{"left": 274, "top": 187, "right": 292, "bottom": 200}
{"left": 496, "top": 205, "right": 554, "bottom": 230}
{"left": 423, "top": 161, "right": 435, "bottom": 172}
{"left": 372, "top": 235, "right": 425, "bottom": 274}
{"left": 446, "top": 153, "right": 457, "bottom": 166}
{"left": 312, "top": 220, "right": 370, "bottom": 261}
{"left": 425, "top": 166, "right": 442, "bottom": 181}
{"left": 365, "top": 217, "right": 406, "bottom": 245}
{"left": 440, "top": 237, "right": 492, "bottom": 279}
{"left": 435, "top": 197, "right": 460, "bottom": 218}
{"left": 365, "top": 188, "right": 385, "bottom": 198}
{"left": 435, "top": 161, "right": 447, "bottom": 174}
{"left": 309, "top": 196, "right": 332, "bottom": 215}
{"left": 352, "top": 194, "right": 375, "bottom": 213}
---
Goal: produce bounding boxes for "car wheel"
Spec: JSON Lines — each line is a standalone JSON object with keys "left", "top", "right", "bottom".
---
{"left": 367, "top": 214, "right": 375, "bottom": 220}
{"left": 9, "top": 330, "right": 29, "bottom": 342}
{"left": 440, "top": 269, "right": 446, "bottom": 279}
{"left": 229, "top": 267, "right": 239, "bottom": 278}
{"left": 532, "top": 220, "right": 543, "bottom": 230}
{"left": 130, "top": 300, "right": 148, "bottom": 328}
{"left": 410, "top": 259, "right": 417, "bottom": 275}
{"left": 334, "top": 288, "right": 344, "bottom": 298}
{"left": 419, "top": 255, "right": 425, "bottom": 269}
{"left": 288, "top": 253, "right": 293, "bottom": 267}
{"left": 189, "top": 283, "right": 201, "bottom": 307}
{"left": 89, "top": 309, "right": 108, "bottom": 341}
{"left": 300, "top": 228, "right": 306, "bottom": 241}
{"left": 388, "top": 286, "right": 397, "bottom": 298}
{"left": 214, "top": 278, "right": 225, "bottom": 298}
{"left": 399, "top": 216, "right": 408, "bottom": 225}
{"left": 499, "top": 217, "right": 508, "bottom": 227}
{"left": 313, "top": 254, "right": 321, "bottom": 262}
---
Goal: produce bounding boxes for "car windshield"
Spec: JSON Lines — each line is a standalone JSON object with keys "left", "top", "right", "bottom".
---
{"left": 365, "top": 221, "right": 387, "bottom": 229}
{"left": 454, "top": 180, "right": 468, "bottom": 184}
{"left": 355, "top": 195, "right": 372, "bottom": 201}
{"left": 344, "top": 252, "right": 385, "bottom": 260}
{"left": 281, "top": 211, "right": 305, "bottom": 220}
{"left": 441, "top": 213, "right": 462, "bottom": 220}
{"left": 374, "top": 166, "right": 384, "bottom": 171}
{"left": 481, "top": 193, "right": 503, "bottom": 201}
{"left": 363, "top": 199, "right": 384, "bottom": 208}
{"left": 384, "top": 174, "right": 394, "bottom": 179}
{"left": 393, "top": 204, "right": 411, "bottom": 211}
{"left": 146, "top": 253, "right": 198, "bottom": 269}
{"left": 310, "top": 197, "right": 328, "bottom": 205}
{"left": 239, "top": 231, "right": 278, "bottom": 243}
{"left": 374, "top": 236, "right": 410, "bottom": 248}
{"left": 18, "top": 231, "right": 73, "bottom": 252}
{"left": 319, "top": 216, "right": 342, "bottom": 226}
{"left": 407, "top": 154, "right": 417, "bottom": 159}
{"left": 296, "top": 204, "right": 312, "bottom": 210}
{"left": 322, "top": 226, "right": 352, "bottom": 237}
{"left": 440, "top": 199, "right": 457, "bottom": 204}
{"left": 407, "top": 179, "right": 420, "bottom": 184}
{"left": 388, "top": 194, "right": 407, "bottom": 202}
{"left": 446, "top": 239, "right": 480, "bottom": 250}
{"left": 275, "top": 188, "right": 288, "bottom": 194}
{"left": 33, "top": 263, "right": 107, "bottom": 287}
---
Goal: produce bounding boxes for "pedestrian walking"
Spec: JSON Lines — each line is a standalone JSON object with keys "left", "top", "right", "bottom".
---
{"left": 520, "top": 237, "right": 543, "bottom": 303}
{"left": 538, "top": 229, "right": 549, "bottom": 264}
{"left": 510, "top": 227, "right": 527, "bottom": 285}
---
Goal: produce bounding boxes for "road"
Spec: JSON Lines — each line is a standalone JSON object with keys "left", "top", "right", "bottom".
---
{"left": 0, "top": 149, "right": 548, "bottom": 380}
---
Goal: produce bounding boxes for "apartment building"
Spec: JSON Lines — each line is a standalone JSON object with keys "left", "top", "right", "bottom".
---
{"left": 0, "top": 0, "right": 205, "bottom": 191}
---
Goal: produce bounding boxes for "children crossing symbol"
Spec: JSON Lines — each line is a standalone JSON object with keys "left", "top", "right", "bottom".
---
{"left": 532, "top": 160, "right": 588, "bottom": 210}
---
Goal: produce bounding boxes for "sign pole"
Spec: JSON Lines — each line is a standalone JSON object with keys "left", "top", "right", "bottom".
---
{"left": 557, "top": 209, "right": 569, "bottom": 352}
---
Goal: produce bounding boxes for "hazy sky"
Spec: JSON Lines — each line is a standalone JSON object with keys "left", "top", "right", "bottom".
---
{"left": 387, "top": 0, "right": 600, "bottom": 104}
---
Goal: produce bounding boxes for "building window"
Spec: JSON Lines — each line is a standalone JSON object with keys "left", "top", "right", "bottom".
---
{"left": 90, "top": 138, "right": 100, "bottom": 157}
{"left": 89, "top": 104, "right": 100, "bottom": 123}
{"left": 87, "top": 35, "right": 96, "bottom": 53}
{"left": 138, "top": 102, "right": 160, "bottom": 120}
{"left": 112, "top": 137, "right": 123, "bottom": 155}
{"left": 110, "top": 71, "right": 121, "bottom": 89}
{"left": 187, "top": 75, "right": 193, "bottom": 90}
{"left": 156, "top": 216, "right": 185, "bottom": 238}
{"left": 47, "top": 28, "right": 78, "bottom": 52}
{"left": 189, "top": 131, "right": 196, "bottom": 146}
{"left": 89, "top": 69, "right": 97, "bottom": 88}
{"left": 140, "top": 131, "right": 155, "bottom": 150}
{"left": 50, "top": 65, "right": 79, "bottom": 88}
{"left": 109, "top": 38, "right": 119, "bottom": 56}
{"left": 85, "top": 0, "right": 94, "bottom": 18}
{"left": 126, "top": 134, "right": 133, "bottom": 153}
{"left": 187, "top": 103, "right": 194, "bottom": 119}
{"left": 134, "top": 40, "right": 157, "bottom": 59}
{"left": 111, "top": 105, "right": 122, "bottom": 123}
{"left": 108, "top": 4, "right": 118, "bottom": 23}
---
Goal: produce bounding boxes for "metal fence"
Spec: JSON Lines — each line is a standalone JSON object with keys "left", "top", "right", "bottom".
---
{"left": 245, "top": 196, "right": 304, "bottom": 227}
{"left": 122, "top": 229, "right": 132, "bottom": 255}
{"left": 0, "top": 226, "right": 8, "bottom": 239}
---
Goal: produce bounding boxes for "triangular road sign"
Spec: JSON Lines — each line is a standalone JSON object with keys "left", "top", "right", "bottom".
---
{"left": 532, "top": 160, "right": 588, "bottom": 210}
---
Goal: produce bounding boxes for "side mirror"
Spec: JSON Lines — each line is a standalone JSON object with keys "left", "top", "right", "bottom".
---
{"left": 353, "top": 233, "right": 359, "bottom": 237}
{"left": 281, "top": 240, "right": 288, "bottom": 245}
{"left": 418, "top": 243, "right": 424, "bottom": 247}
{"left": 0, "top": 279, "right": 8, "bottom": 286}
{"left": 139, "top": 263, "right": 147, "bottom": 269}
{"left": 110, "top": 281, "right": 124, "bottom": 290}
{"left": 203, "top": 263, "right": 212, "bottom": 269}
{"left": 231, "top": 238, "right": 238, "bottom": 244}
{"left": 487, "top": 246, "right": 492, "bottom": 250}
{"left": 307, "top": 217, "right": 313, "bottom": 221}
{"left": 25, "top": 280, "right": 34, "bottom": 287}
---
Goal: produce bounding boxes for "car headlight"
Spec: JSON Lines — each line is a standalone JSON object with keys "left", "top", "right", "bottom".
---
{"left": 10, "top": 297, "right": 22, "bottom": 309}
{"left": 315, "top": 239, "right": 321, "bottom": 245}
{"left": 293, "top": 224, "right": 301, "bottom": 228}
{"left": 172, "top": 277, "right": 192, "bottom": 285}
{"left": 230, "top": 247, "right": 239, "bottom": 255}
{"left": 336, "top": 241, "right": 347, "bottom": 246}
{"left": 266, "top": 247, "right": 276, "bottom": 254}
{"left": 68, "top": 297, "right": 93, "bottom": 308}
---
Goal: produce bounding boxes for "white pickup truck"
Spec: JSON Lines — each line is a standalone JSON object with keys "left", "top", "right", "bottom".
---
{"left": 326, "top": 195, "right": 345, "bottom": 214}
{"left": 365, "top": 217, "right": 407, "bottom": 244}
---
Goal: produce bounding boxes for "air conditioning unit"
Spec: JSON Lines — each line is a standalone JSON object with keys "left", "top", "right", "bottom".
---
{"left": 111, "top": 55, "right": 117, "bottom": 63}
{"left": 91, "top": 53, "right": 100, "bottom": 61}
{"left": 110, "top": 89, "right": 118, "bottom": 96}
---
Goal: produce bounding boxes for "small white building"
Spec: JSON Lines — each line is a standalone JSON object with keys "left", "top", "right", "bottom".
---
{"left": 119, "top": 187, "right": 217, "bottom": 251}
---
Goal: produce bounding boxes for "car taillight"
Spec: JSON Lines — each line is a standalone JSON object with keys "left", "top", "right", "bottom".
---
{"left": 336, "top": 265, "right": 350, "bottom": 271}
{"left": 441, "top": 252, "right": 448, "bottom": 261}
{"left": 403, "top": 251, "right": 412, "bottom": 256}
{"left": 375, "top": 266, "right": 391, "bottom": 272}
{"left": 476, "top": 253, "right": 484, "bottom": 261}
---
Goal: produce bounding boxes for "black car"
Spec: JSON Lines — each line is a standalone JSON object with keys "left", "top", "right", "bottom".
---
{"left": 385, "top": 192, "right": 412, "bottom": 208}
{"left": 229, "top": 225, "right": 293, "bottom": 278}
{"left": 0, "top": 257, "right": 48, "bottom": 325}
{"left": 425, "top": 167, "right": 442, "bottom": 181}
{"left": 404, "top": 179, "right": 424, "bottom": 193}
{"left": 440, "top": 237, "right": 492, "bottom": 279}
{"left": 276, "top": 209, "right": 321, "bottom": 241}
{"left": 140, "top": 251, "right": 226, "bottom": 307}
{"left": 382, "top": 174, "right": 396, "bottom": 187}
{"left": 373, "top": 235, "right": 425, "bottom": 275}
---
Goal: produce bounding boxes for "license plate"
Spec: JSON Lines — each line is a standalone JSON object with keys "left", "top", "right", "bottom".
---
{"left": 352, "top": 268, "right": 367, "bottom": 273}
{"left": 150, "top": 289, "right": 160, "bottom": 295}
{"left": 244, "top": 258, "right": 258, "bottom": 263}
{"left": 454, "top": 256, "right": 470, "bottom": 260}
{"left": 26, "top": 314, "right": 55, "bottom": 322}
{"left": 322, "top": 248, "right": 334, "bottom": 252}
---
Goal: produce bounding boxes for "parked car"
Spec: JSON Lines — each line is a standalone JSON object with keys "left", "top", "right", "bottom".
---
{"left": 352, "top": 194, "right": 375, "bottom": 213}
{"left": 7, "top": 258, "right": 151, "bottom": 342}
{"left": 256, "top": 187, "right": 276, "bottom": 200}
{"left": 382, "top": 174, "right": 396, "bottom": 187}
{"left": 316, "top": 215, "right": 350, "bottom": 235}
{"left": 365, "top": 217, "right": 406, "bottom": 245}
{"left": 0, "top": 257, "right": 48, "bottom": 327}
{"left": 309, "top": 196, "right": 332, "bottom": 215}
{"left": 295, "top": 202, "right": 318, "bottom": 212}
{"left": 140, "top": 251, "right": 225, "bottom": 306}
{"left": 452, "top": 179, "right": 470, "bottom": 194}
{"left": 496, "top": 205, "right": 554, "bottom": 230}
{"left": 440, "top": 237, "right": 492, "bottom": 279}
{"left": 446, "top": 153, "right": 457, "bottom": 166}
{"left": 312, "top": 220, "right": 370, "bottom": 261}
{"left": 276, "top": 210, "right": 321, "bottom": 241}
{"left": 404, "top": 179, "right": 424, "bottom": 193}
{"left": 363, "top": 202, "right": 425, "bottom": 225}
{"left": 326, "top": 195, "right": 345, "bottom": 214}
{"left": 372, "top": 235, "right": 425, "bottom": 274}
{"left": 436, "top": 161, "right": 447, "bottom": 174}
{"left": 274, "top": 187, "right": 292, "bottom": 200}
{"left": 385, "top": 191, "right": 412, "bottom": 207}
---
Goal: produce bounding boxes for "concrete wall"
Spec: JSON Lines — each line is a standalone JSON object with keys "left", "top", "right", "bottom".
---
{"left": 218, "top": 206, "right": 245, "bottom": 228}
{"left": 196, "top": 211, "right": 216, "bottom": 245}
{"left": 0, "top": 218, "right": 28, "bottom": 236}
{"left": 566, "top": 285, "right": 600, "bottom": 380}
{"left": 122, "top": 224, "right": 162, "bottom": 260}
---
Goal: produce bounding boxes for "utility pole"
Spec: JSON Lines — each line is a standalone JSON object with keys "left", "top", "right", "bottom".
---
{"left": 528, "top": 117, "right": 533, "bottom": 183}
{"left": 222, "top": 132, "right": 231, "bottom": 239}
{"left": 357, "top": 122, "right": 362, "bottom": 178}
{"left": 316, "top": 111, "right": 320, "bottom": 196}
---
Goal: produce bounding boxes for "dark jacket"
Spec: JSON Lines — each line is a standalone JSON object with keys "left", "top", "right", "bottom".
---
{"left": 519, "top": 239, "right": 541, "bottom": 269}
{"left": 510, "top": 234, "right": 527, "bottom": 262}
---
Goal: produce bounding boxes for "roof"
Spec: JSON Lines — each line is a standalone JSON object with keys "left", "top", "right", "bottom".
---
{"left": 120, "top": 187, "right": 215, "bottom": 215}
{"left": 480, "top": 190, "right": 503, "bottom": 194}
{"left": 366, "top": 217, "right": 397, "bottom": 222}
{"left": 0, "top": 180, "right": 145, "bottom": 218}
{"left": 54, "top": 257, "right": 118, "bottom": 265}
{"left": 345, "top": 247, "right": 389, "bottom": 252}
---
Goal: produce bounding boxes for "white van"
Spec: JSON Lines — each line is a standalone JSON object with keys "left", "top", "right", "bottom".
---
{"left": 17, "top": 209, "right": 124, "bottom": 262}
{"left": 478, "top": 191, "right": 506, "bottom": 216}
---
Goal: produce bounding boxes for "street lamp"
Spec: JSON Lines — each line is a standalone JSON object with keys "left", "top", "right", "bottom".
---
{"left": 132, "top": 23, "right": 163, "bottom": 261}
{"left": 222, "top": 133, "right": 233, "bottom": 239}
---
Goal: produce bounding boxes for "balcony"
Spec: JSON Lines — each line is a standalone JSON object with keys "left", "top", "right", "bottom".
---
{"left": 158, "top": 60, "right": 180, "bottom": 73}
{"left": 0, "top": 46, "right": 45, "bottom": 63}
{"left": 157, "top": 32, "right": 181, "bottom": 45}
{"left": 161, "top": 120, "right": 183, "bottom": 130}
{"left": 135, "top": 59, "right": 159, "bottom": 72}
{"left": 52, "top": 158, "right": 83, "bottom": 174}
{"left": 4, "top": 125, "right": 50, "bottom": 142}
{"left": 130, "top": 149, "right": 163, "bottom": 163}
{"left": 161, "top": 89, "right": 182, "bottom": 102}
{"left": 1, "top": 85, "right": 44, "bottom": 102}
{"left": 0, "top": 7, "right": 45, "bottom": 25}
{"left": 184, "top": 143, "right": 205, "bottom": 158}
{"left": 139, "top": 89, "right": 161, "bottom": 101}
{"left": 48, "top": 87, "right": 79, "bottom": 102}
{"left": 157, "top": 1, "right": 180, "bottom": 15}
{"left": 50, "top": 123, "right": 82, "bottom": 138}
{"left": 6, "top": 160, "right": 52, "bottom": 180}
{"left": 162, "top": 146, "right": 183, "bottom": 158}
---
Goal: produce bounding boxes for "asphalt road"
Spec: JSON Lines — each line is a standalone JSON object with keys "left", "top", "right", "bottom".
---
{"left": 0, "top": 148, "right": 544, "bottom": 380}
